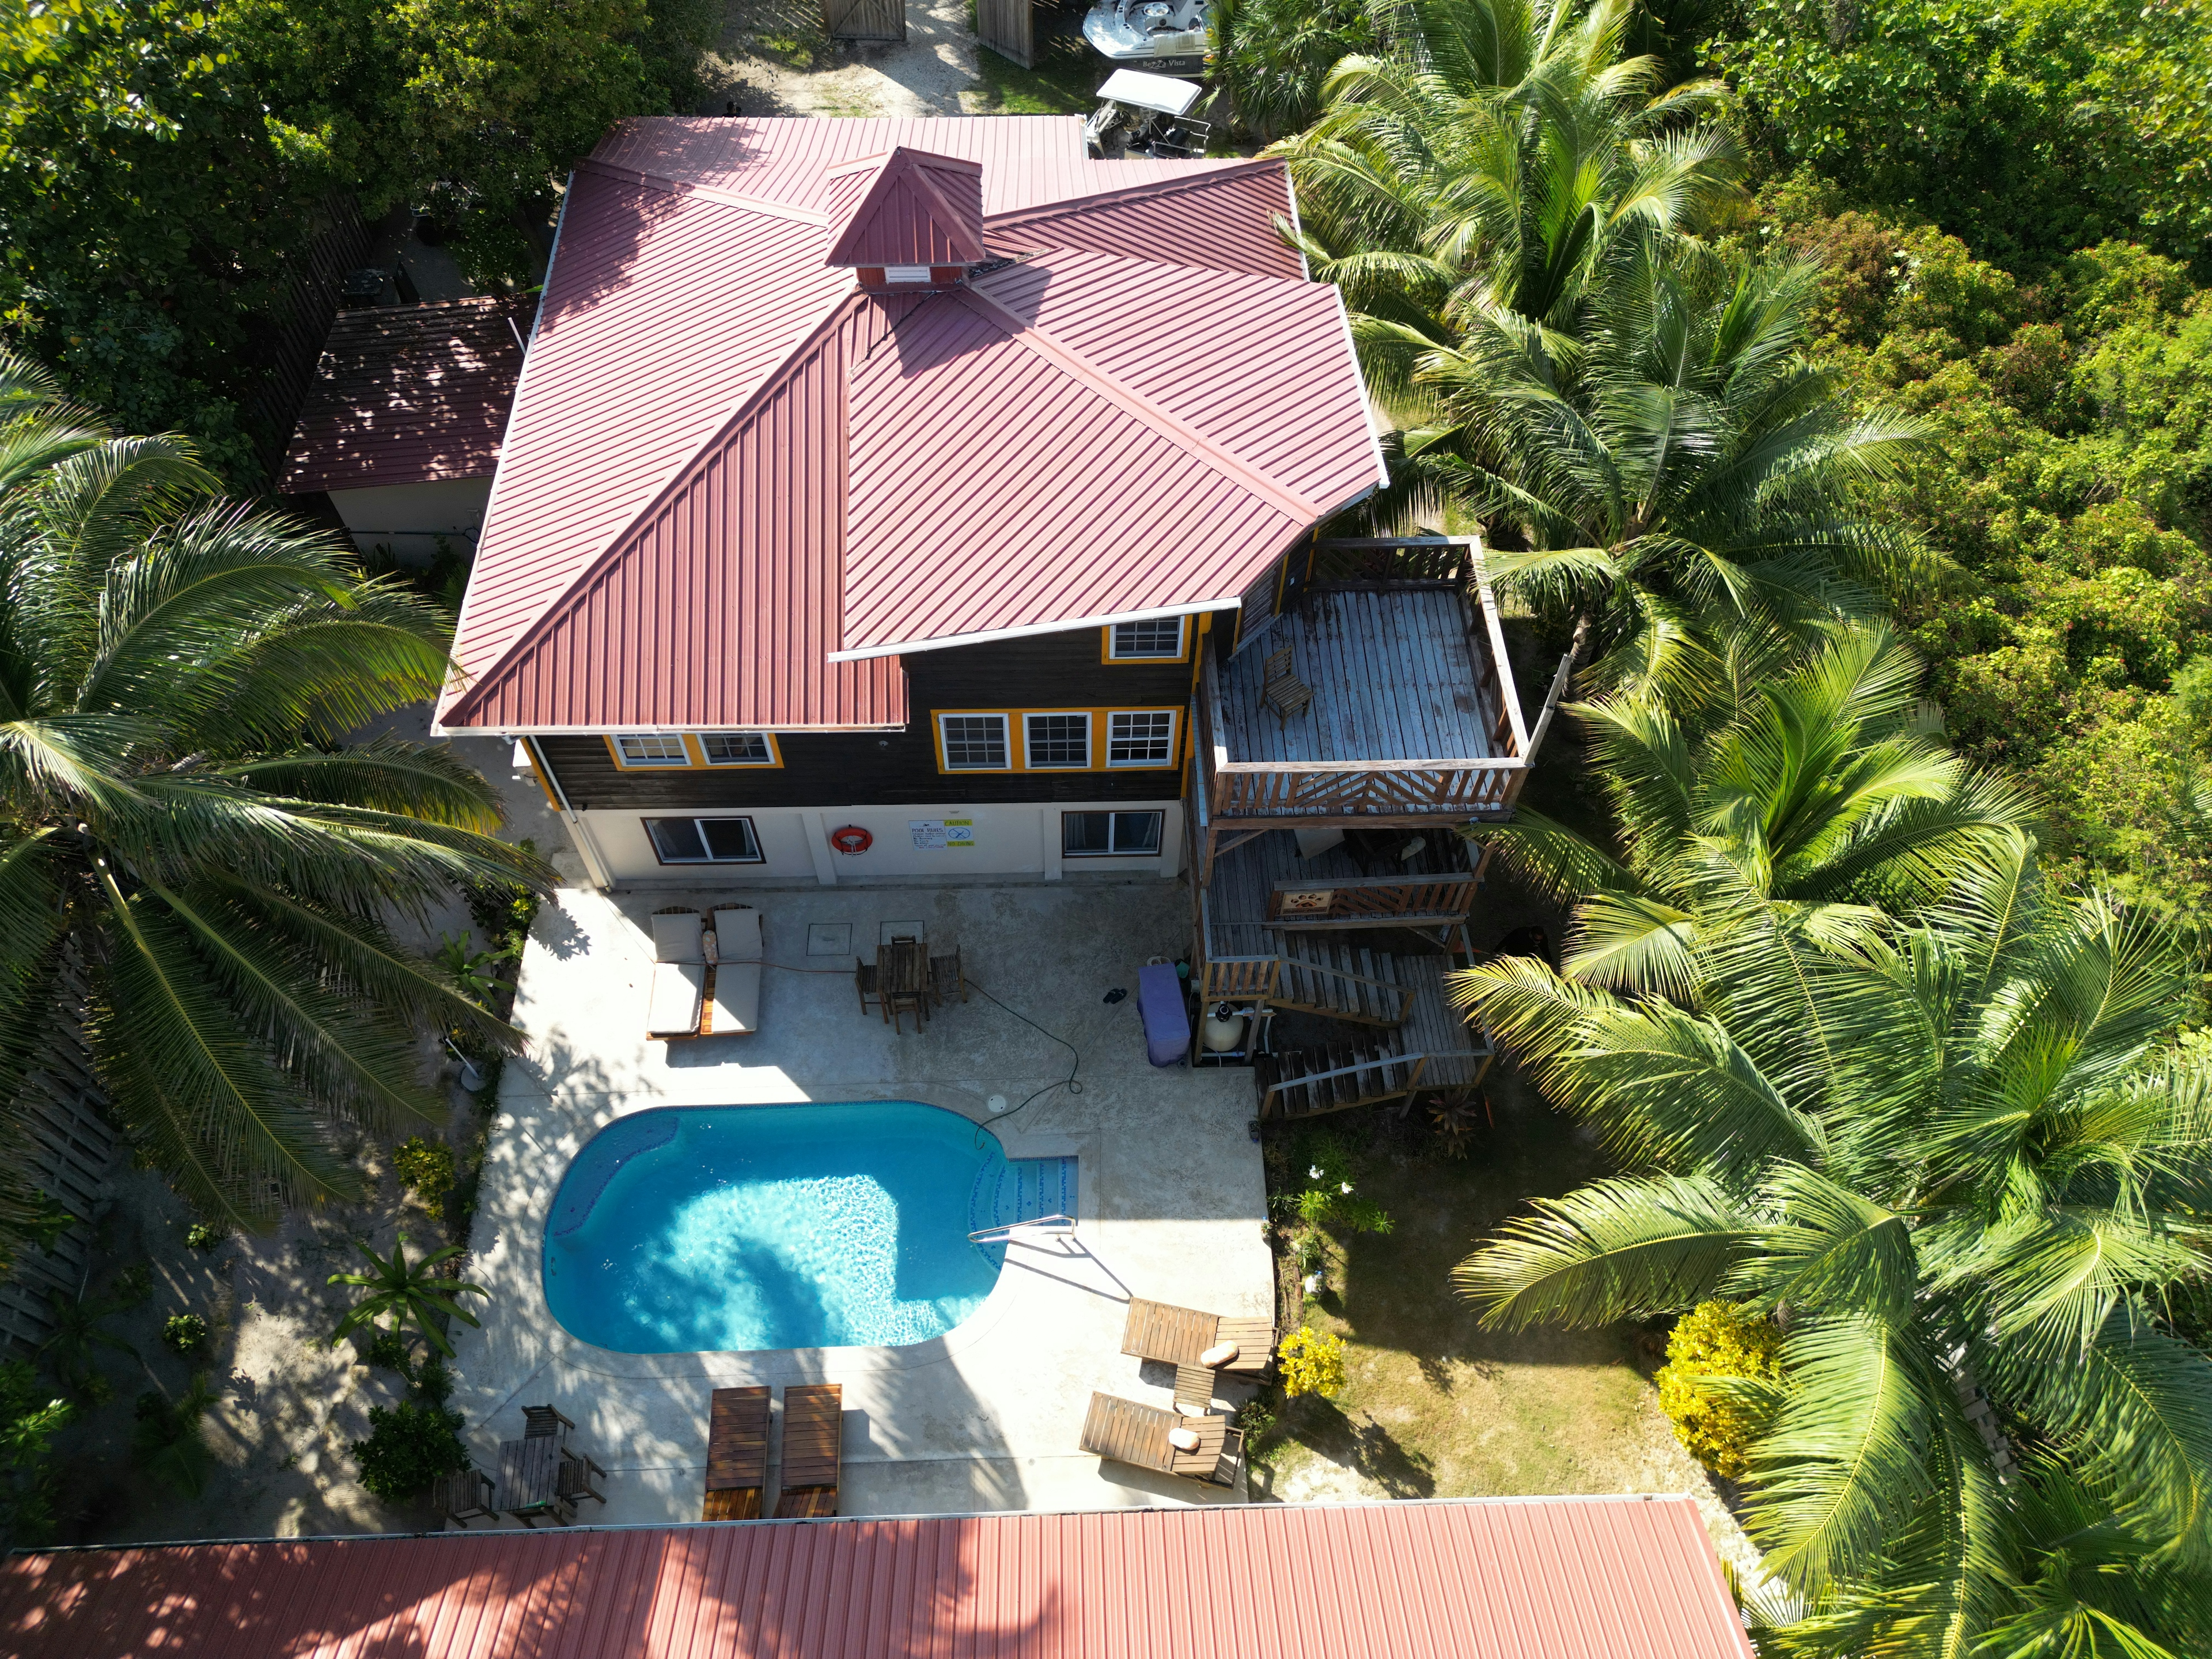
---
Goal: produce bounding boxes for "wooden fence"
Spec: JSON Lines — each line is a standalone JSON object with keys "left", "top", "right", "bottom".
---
{"left": 825, "top": 0, "right": 905, "bottom": 39}
{"left": 0, "top": 986, "right": 119, "bottom": 1354}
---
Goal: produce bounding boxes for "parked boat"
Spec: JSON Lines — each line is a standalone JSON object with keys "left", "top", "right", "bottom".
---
{"left": 1081, "top": 0, "right": 1211, "bottom": 70}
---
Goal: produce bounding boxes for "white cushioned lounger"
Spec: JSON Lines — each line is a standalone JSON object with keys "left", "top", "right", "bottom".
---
{"left": 707, "top": 906, "right": 762, "bottom": 1034}
{"left": 647, "top": 911, "right": 706, "bottom": 1037}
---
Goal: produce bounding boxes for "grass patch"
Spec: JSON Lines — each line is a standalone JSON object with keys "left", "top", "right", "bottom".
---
{"left": 1251, "top": 1069, "right": 1680, "bottom": 1503}
{"left": 963, "top": 32, "right": 1099, "bottom": 115}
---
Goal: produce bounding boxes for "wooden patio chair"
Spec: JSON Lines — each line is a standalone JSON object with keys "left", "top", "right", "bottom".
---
{"left": 929, "top": 946, "right": 967, "bottom": 1009}
{"left": 522, "top": 1404, "right": 576, "bottom": 1441}
{"left": 556, "top": 1449, "right": 608, "bottom": 1509}
{"left": 855, "top": 961, "right": 885, "bottom": 1021}
{"left": 432, "top": 1465, "right": 498, "bottom": 1528}
{"left": 1261, "top": 645, "right": 1313, "bottom": 720}
{"left": 702, "top": 1385, "right": 771, "bottom": 1521}
{"left": 1120, "top": 1297, "right": 1275, "bottom": 1377}
{"left": 774, "top": 1383, "right": 843, "bottom": 1518}
{"left": 1080, "top": 1392, "right": 1243, "bottom": 1487}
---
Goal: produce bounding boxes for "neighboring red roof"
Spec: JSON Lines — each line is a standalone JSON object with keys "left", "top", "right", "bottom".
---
{"left": 437, "top": 116, "right": 1385, "bottom": 734}
{"left": 281, "top": 298, "right": 522, "bottom": 494}
{"left": 0, "top": 1497, "right": 1757, "bottom": 1659}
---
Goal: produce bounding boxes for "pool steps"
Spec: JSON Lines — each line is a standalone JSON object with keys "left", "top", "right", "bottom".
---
{"left": 967, "top": 1154, "right": 1078, "bottom": 1243}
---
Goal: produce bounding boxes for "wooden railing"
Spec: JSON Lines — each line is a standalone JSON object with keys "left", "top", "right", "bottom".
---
{"left": 1264, "top": 873, "right": 1479, "bottom": 927}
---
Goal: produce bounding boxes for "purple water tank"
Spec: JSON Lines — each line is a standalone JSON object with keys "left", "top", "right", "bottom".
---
{"left": 1137, "top": 963, "right": 1190, "bottom": 1067}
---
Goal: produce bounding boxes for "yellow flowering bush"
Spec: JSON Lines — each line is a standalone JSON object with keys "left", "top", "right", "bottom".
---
{"left": 1655, "top": 1302, "right": 1783, "bottom": 1480}
{"left": 1278, "top": 1326, "right": 1347, "bottom": 1398}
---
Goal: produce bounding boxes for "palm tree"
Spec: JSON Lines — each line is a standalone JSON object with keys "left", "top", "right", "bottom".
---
{"left": 1207, "top": 0, "right": 1375, "bottom": 143}
{"left": 131, "top": 1373, "right": 217, "bottom": 1498}
{"left": 1449, "top": 844, "right": 2212, "bottom": 1654}
{"left": 36, "top": 1290, "right": 135, "bottom": 1401}
{"left": 328, "top": 1234, "right": 488, "bottom": 1359}
{"left": 1484, "top": 620, "right": 2034, "bottom": 997}
{"left": 0, "top": 349, "right": 548, "bottom": 1233}
{"left": 1395, "top": 246, "right": 1934, "bottom": 692}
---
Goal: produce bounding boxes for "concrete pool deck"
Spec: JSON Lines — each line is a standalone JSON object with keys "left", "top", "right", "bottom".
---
{"left": 447, "top": 880, "right": 1273, "bottom": 1521}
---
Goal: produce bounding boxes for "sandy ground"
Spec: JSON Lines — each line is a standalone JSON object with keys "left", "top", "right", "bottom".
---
{"left": 704, "top": 0, "right": 991, "bottom": 118}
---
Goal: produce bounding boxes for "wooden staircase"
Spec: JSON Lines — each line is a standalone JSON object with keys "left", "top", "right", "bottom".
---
{"left": 1274, "top": 936, "right": 1410, "bottom": 1026}
{"left": 1256, "top": 1039, "right": 1430, "bottom": 1119}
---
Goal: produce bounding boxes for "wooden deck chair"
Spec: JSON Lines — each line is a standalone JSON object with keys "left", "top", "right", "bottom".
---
{"left": 704, "top": 904, "right": 763, "bottom": 1035}
{"left": 647, "top": 909, "right": 706, "bottom": 1038}
{"left": 433, "top": 1465, "right": 497, "bottom": 1528}
{"left": 929, "top": 945, "right": 967, "bottom": 1008}
{"left": 854, "top": 961, "right": 884, "bottom": 1021}
{"left": 702, "top": 1385, "right": 770, "bottom": 1521}
{"left": 1080, "top": 1392, "right": 1243, "bottom": 1487}
{"left": 1121, "top": 1297, "right": 1276, "bottom": 1377}
{"left": 522, "top": 1403, "right": 575, "bottom": 1441}
{"left": 1261, "top": 645, "right": 1313, "bottom": 720}
{"left": 774, "top": 1383, "right": 843, "bottom": 1518}
{"left": 557, "top": 1449, "right": 608, "bottom": 1509}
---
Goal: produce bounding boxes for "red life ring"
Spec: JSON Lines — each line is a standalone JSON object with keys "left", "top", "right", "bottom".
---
{"left": 829, "top": 824, "right": 873, "bottom": 856}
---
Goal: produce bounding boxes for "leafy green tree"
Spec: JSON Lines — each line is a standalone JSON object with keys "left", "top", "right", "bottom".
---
{"left": 349, "top": 1398, "right": 468, "bottom": 1501}
{"left": 329, "top": 1235, "right": 488, "bottom": 1359}
{"left": 0, "top": 352, "right": 547, "bottom": 1228}
{"left": 1207, "top": 0, "right": 1375, "bottom": 142}
{"left": 1450, "top": 844, "right": 2212, "bottom": 1653}
{"left": 1484, "top": 621, "right": 2033, "bottom": 993}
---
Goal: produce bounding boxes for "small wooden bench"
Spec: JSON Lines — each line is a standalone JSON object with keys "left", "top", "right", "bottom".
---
{"left": 703, "top": 1385, "right": 770, "bottom": 1521}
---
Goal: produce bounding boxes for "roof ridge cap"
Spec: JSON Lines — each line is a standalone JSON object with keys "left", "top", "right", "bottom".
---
{"left": 442, "top": 289, "right": 859, "bottom": 725}
{"left": 950, "top": 283, "right": 1321, "bottom": 526}
{"left": 572, "top": 156, "right": 832, "bottom": 226}
{"left": 983, "top": 157, "right": 1286, "bottom": 227}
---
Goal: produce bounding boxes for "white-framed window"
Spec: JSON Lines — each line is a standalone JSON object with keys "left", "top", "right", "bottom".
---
{"left": 698, "top": 731, "right": 777, "bottom": 766}
{"left": 645, "top": 816, "right": 763, "bottom": 863}
{"left": 1024, "top": 711, "right": 1092, "bottom": 770}
{"left": 1063, "top": 810, "right": 1164, "bottom": 857}
{"left": 1106, "top": 709, "right": 1178, "bottom": 767}
{"left": 1107, "top": 617, "right": 1188, "bottom": 660}
{"left": 613, "top": 733, "right": 691, "bottom": 767}
{"left": 938, "top": 713, "right": 1010, "bottom": 771}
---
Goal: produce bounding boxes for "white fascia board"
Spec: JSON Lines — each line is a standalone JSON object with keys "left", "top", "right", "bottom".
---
{"left": 827, "top": 598, "right": 1241, "bottom": 662}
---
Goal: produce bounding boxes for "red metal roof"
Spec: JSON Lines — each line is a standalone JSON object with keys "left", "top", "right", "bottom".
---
{"left": 0, "top": 1497, "right": 1756, "bottom": 1659}
{"left": 825, "top": 149, "right": 987, "bottom": 267}
{"left": 281, "top": 299, "right": 524, "bottom": 494}
{"left": 436, "top": 118, "right": 1384, "bottom": 733}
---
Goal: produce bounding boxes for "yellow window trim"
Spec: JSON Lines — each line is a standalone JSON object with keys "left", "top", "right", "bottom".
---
{"left": 934, "top": 708, "right": 1183, "bottom": 774}
{"left": 604, "top": 731, "right": 784, "bottom": 770}
{"left": 1100, "top": 616, "right": 1191, "bottom": 664}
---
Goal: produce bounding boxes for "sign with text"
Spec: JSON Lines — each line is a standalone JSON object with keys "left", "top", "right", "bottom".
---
{"left": 910, "top": 819, "right": 976, "bottom": 850}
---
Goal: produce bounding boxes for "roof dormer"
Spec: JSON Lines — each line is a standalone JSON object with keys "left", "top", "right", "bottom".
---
{"left": 823, "top": 148, "right": 987, "bottom": 291}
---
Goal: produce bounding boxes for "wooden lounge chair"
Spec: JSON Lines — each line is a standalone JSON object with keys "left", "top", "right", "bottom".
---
{"left": 774, "top": 1383, "right": 842, "bottom": 1518}
{"left": 432, "top": 1465, "right": 497, "bottom": 1528}
{"left": 1080, "top": 1392, "right": 1243, "bottom": 1487}
{"left": 1261, "top": 645, "right": 1313, "bottom": 720}
{"left": 702, "top": 1385, "right": 770, "bottom": 1521}
{"left": 1122, "top": 1298, "right": 1275, "bottom": 1377}
{"left": 703, "top": 904, "right": 763, "bottom": 1036}
{"left": 647, "top": 909, "right": 707, "bottom": 1037}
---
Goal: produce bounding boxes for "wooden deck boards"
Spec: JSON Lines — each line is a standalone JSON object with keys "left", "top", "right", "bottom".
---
{"left": 1220, "top": 589, "right": 1497, "bottom": 767}
{"left": 1397, "top": 951, "right": 1494, "bottom": 1086}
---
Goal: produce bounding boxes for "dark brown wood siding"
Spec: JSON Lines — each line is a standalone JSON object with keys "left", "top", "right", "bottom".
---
{"left": 536, "top": 622, "right": 1215, "bottom": 810}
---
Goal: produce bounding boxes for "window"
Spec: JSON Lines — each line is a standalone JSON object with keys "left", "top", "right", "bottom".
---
{"left": 645, "top": 816, "right": 763, "bottom": 864}
{"left": 939, "top": 713, "right": 1010, "bottom": 770}
{"left": 698, "top": 731, "right": 777, "bottom": 766}
{"left": 613, "top": 733, "right": 690, "bottom": 766}
{"left": 1063, "top": 810, "right": 1164, "bottom": 857}
{"left": 1107, "top": 618, "right": 1187, "bottom": 660}
{"left": 1024, "top": 712, "right": 1091, "bottom": 769}
{"left": 1107, "top": 710, "right": 1178, "bottom": 767}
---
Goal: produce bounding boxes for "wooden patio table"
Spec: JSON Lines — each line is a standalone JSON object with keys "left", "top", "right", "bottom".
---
{"left": 497, "top": 1437, "right": 571, "bottom": 1526}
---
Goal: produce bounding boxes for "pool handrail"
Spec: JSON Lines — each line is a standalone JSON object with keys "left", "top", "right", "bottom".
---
{"left": 968, "top": 1214, "right": 1076, "bottom": 1243}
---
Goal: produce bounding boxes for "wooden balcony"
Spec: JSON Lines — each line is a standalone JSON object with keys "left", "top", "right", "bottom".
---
{"left": 1190, "top": 537, "right": 1571, "bottom": 884}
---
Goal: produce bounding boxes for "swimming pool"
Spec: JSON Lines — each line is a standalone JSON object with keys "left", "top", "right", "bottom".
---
{"left": 542, "top": 1102, "right": 1073, "bottom": 1354}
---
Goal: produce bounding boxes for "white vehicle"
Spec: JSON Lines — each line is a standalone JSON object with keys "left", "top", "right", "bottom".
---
{"left": 1082, "top": 70, "right": 1212, "bottom": 160}
{"left": 1081, "top": 0, "right": 1211, "bottom": 71}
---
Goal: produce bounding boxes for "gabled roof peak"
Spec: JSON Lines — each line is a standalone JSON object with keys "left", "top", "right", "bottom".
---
{"left": 824, "top": 147, "right": 987, "bottom": 274}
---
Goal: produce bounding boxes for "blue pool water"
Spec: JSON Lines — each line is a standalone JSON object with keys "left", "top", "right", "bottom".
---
{"left": 542, "top": 1102, "right": 1073, "bottom": 1354}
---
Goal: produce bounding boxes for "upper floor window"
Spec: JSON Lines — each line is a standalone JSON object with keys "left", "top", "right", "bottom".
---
{"left": 1024, "top": 713, "right": 1091, "bottom": 769}
{"left": 1107, "top": 710, "right": 1178, "bottom": 767}
{"left": 1106, "top": 618, "right": 1188, "bottom": 661}
{"left": 613, "top": 733, "right": 690, "bottom": 766}
{"left": 699, "top": 731, "right": 777, "bottom": 766}
{"left": 940, "top": 713, "right": 1010, "bottom": 771}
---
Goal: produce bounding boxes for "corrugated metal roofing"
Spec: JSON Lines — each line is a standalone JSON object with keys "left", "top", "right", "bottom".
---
{"left": 281, "top": 298, "right": 523, "bottom": 494}
{"left": 0, "top": 1497, "right": 1758, "bottom": 1659}
{"left": 436, "top": 118, "right": 1382, "bottom": 732}
{"left": 984, "top": 161, "right": 1305, "bottom": 281}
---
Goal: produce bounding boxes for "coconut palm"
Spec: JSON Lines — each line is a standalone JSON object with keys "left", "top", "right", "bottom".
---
{"left": 328, "top": 1234, "right": 488, "bottom": 1359}
{"left": 1485, "top": 620, "right": 2035, "bottom": 997}
{"left": 1393, "top": 247, "right": 1933, "bottom": 691}
{"left": 0, "top": 349, "right": 547, "bottom": 1233}
{"left": 1449, "top": 844, "right": 2212, "bottom": 1655}
{"left": 1207, "top": 0, "right": 1375, "bottom": 143}
{"left": 1272, "top": 0, "right": 1742, "bottom": 392}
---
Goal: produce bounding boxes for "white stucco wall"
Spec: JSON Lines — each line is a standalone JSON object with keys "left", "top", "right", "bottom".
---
{"left": 566, "top": 799, "right": 1185, "bottom": 888}
{"left": 329, "top": 477, "right": 493, "bottom": 563}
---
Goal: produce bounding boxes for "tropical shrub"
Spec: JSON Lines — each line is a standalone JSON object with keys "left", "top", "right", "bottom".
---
{"left": 1278, "top": 1327, "right": 1349, "bottom": 1399}
{"left": 160, "top": 1315, "right": 209, "bottom": 1357}
{"left": 1208, "top": 0, "right": 1373, "bottom": 141}
{"left": 1654, "top": 1302, "right": 1783, "bottom": 1481}
{"left": 392, "top": 1138, "right": 456, "bottom": 1207}
{"left": 132, "top": 1375, "right": 216, "bottom": 1497}
{"left": 38, "top": 1290, "right": 136, "bottom": 1402}
{"left": 329, "top": 1236, "right": 489, "bottom": 1359}
{"left": 0, "top": 355, "right": 548, "bottom": 1232}
{"left": 185, "top": 1224, "right": 224, "bottom": 1252}
{"left": 0, "top": 1360, "right": 71, "bottom": 1544}
{"left": 350, "top": 1400, "right": 469, "bottom": 1501}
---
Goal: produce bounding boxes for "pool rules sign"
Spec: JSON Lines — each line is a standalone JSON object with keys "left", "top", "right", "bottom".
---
{"left": 910, "top": 819, "right": 975, "bottom": 850}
